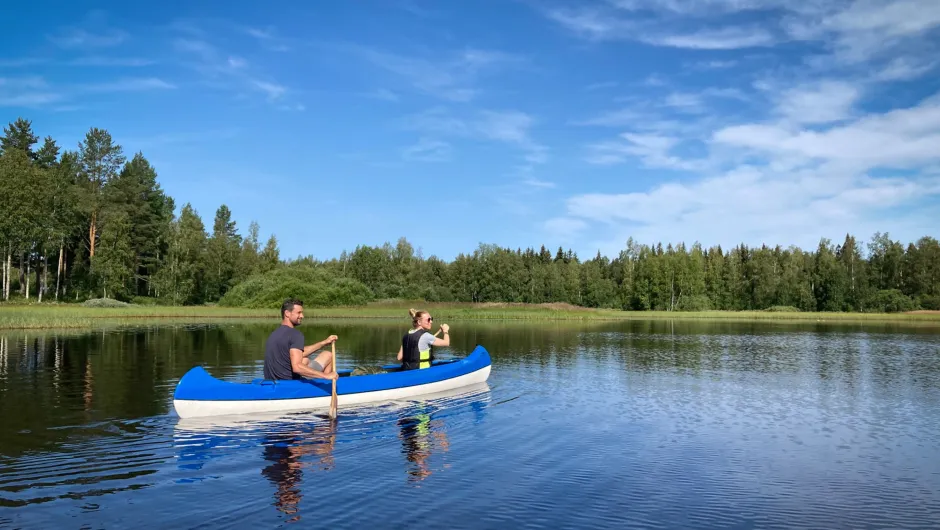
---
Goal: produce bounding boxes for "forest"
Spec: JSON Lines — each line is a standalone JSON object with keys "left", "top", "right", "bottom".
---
{"left": 1, "top": 117, "right": 938, "bottom": 313}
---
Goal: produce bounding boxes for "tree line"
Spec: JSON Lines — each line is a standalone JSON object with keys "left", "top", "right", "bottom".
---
{"left": 0, "top": 117, "right": 279, "bottom": 304}
{"left": 299, "top": 233, "right": 938, "bottom": 313}
{"left": 2, "top": 117, "right": 938, "bottom": 312}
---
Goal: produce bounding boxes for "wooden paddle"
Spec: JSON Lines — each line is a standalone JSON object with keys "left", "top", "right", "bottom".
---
{"left": 329, "top": 341, "right": 337, "bottom": 420}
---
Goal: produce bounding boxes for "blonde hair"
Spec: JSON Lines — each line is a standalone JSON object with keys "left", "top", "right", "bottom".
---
{"left": 409, "top": 308, "right": 428, "bottom": 327}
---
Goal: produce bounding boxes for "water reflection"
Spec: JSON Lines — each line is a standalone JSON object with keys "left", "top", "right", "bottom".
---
{"left": 261, "top": 420, "right": 337, "bottom": 523}
{"left": 398, "top": 405, "right": 450, "bottom": 484}
{"left": 2, "top": 320, "right": 939, "bottom": 528}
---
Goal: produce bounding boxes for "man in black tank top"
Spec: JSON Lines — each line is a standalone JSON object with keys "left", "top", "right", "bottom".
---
{"left": 263, "top": 298, "right": 339, "bottom": 381}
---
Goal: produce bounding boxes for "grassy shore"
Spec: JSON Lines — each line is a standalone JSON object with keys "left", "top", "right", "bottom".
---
{"left": 1, "top": 300, "right": 939, "bottom": 331}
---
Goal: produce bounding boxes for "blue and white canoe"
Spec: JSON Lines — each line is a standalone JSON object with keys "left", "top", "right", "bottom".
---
{"left": 172, "top": 345, "right": 492, "bottom": 418}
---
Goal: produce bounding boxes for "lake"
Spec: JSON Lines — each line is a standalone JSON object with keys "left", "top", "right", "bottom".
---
{"left": 1, "top": 319, "right": 939, "bottom": 528}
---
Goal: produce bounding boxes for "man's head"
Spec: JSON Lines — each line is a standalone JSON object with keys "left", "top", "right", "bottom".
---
{"left": 281, "top": 298, "right": 304, "bottom": 326}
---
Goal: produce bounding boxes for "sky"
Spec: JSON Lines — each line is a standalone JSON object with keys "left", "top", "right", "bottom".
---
{"left": 1, "top": 0, "right": 939, "bottom": 262}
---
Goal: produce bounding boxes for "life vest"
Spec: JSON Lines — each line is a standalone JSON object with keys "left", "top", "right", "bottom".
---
{"left": 401, "top": 328, "right": 433, "bottom": 370}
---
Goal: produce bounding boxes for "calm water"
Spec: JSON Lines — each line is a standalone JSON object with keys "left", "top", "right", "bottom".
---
{"left": 1, "top": 319, "right": 939, "bottom": 529}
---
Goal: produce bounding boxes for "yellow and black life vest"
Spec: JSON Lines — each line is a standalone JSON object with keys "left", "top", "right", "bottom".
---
{"left": 401, "top": 328, "right": 433, "bottom": 370}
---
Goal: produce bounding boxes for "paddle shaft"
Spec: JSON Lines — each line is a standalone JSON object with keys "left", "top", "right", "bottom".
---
{"left": 329, "top": 342, "right": 337, "bottom": 419}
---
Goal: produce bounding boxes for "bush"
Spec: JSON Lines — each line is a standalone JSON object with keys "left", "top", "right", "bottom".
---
{"left": 917, "top": 295, "right": 940, "bottom": 311}
{"left": 865, "top": 290, "right": 916, "bottom": 313}
{"left": 81, "top": 298, "right": 131, "bottom": 308}
{"left": 219, "top": 266, "right": 374, "bottom": 308}
{"left": 764, "top": 305, "right": 801, "bottom": 312}
{"left": 130, "top": 296, "right": 159, "bottom": 306}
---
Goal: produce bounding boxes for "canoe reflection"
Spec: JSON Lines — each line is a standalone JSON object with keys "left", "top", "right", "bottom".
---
{"left": 260, "top": 420, "right": 337, "bottom": 523}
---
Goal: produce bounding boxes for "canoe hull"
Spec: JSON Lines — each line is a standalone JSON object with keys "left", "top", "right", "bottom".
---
{"left": 172, "top": 345, "right": 492, "bottom": 419}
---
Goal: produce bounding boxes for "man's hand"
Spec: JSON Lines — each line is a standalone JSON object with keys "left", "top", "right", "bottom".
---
{"left": 325, "top": 335, "right": 338, "bottom": 343}
{"left": 325, "top": 371, "right": 338, "bottom": 381}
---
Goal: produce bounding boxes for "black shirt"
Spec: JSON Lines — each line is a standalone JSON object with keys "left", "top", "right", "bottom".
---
{"left": 263, "top": 325, "right": 305, "bottom": 380}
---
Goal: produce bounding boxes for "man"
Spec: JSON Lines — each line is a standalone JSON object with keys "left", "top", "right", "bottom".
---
{"left": 263, "top": 298, "right": 338, "bottom": 381}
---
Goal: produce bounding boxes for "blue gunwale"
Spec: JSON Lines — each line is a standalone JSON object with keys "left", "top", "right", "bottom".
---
{"left": 173, "top": 345, "right": 491, "bottom": 402}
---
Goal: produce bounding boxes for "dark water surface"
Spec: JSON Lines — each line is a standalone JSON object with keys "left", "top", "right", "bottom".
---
{"left": 1, "top": 319, "right": 939, "bottom": 528}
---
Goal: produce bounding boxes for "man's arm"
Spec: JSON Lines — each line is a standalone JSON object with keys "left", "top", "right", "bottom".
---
{"left": 302, "top": 334, "right": 338, "bottom": 356}
{"left": 290, "top": 348, "right": 337, "bottom": 380}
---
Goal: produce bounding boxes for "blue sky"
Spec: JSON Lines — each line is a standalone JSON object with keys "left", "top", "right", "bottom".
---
{"left": 2, "top": 0, "right": 939, "bottom": 262}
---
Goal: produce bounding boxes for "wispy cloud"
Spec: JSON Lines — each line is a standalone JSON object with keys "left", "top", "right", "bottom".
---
{"left": 348, "top": 45, "right": 522, "bottom": 102}
{"left": 585, "top": 81, "right": 619, "bottom": 91}
{"left": 172, "top": 30, "right": 297, "bottom": 106}
{"left": 69, "top": 56, "right": 156, "bottom": 67}
{"left": 364, "top": 88, "right": 400, "bottom": 102}
{"left": 402, "top": 138, "right": 453, "bottom": 162}
{"left": 0, "top": 58, "right": 46, "bottom": 68}
{"left": 544, "top": 5, "right": 776, "bottom": 49}
{"left": 478, "top": 110, "right": 549, "bottom": 164}
{"left": 0, "top": 77, "right": 62, "bottom": 108}
{"left": 124, "top": 128, "right": 242, "bottom": 148}
{"left": 0, "top": 93, "right": 63, "bottom": 108}
{"left": 586, "top": 132, "right": 706, "bottom": 170}
{"left": 250, "top": 79, "right": 286, "bottom": 100}
{"left": 523, "top": 177, "right": 557, "bottom": 189}
{"left": 243, "top": 25, "right": 291, "bottom": 52}
{"left": 82, "top": 78, "right": 177, "bottom": 92}
{"left": 49, "top": 28, "right": 127, "bottom": 48}
{"left": 403, "top": 107, "right": 549, "bottom": 165}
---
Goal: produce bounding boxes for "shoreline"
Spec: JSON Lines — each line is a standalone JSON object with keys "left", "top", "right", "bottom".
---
{"left": 1, "top": 302, "right": 939, "bottom": 331}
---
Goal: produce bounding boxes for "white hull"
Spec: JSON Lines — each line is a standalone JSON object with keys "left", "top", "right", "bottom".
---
{"left": 173, "top": 364, "right": 491, "bottom": 419}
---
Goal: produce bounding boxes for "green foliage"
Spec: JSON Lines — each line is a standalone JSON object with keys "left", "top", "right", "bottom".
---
{"left": 764, "top": 306, "right": 801, "bottom": 312}
{"left": 865, "top": 290, "right": 916, "bottom": 313}
{"left": 81, "top": 297, "right": 131, "bottom": 308}
{"left": 218, "top": 266, "right": 373, "bottom": 308}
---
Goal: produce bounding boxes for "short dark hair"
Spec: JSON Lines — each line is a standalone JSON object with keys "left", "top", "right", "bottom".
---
{"left": 281, "top": 298, "right": 303, "bottom": 318}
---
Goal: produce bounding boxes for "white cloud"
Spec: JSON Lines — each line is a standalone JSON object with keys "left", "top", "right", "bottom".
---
{"left": 775, "top": 80, "right": 860, "bottom": 125}
{"left": 554, "top": 86, "right": 940, "bottom": 256}
{"left": 586, "top": 132, "right": 705, "bottom": 170}
{"left": 645, "top": 26, "right": 776, "bottom": 49}
{"left": 872, "top": 57, "right": 937, "bottom": 82}
{"left": 714, "top": 94, "right": 940, "bottom": 169}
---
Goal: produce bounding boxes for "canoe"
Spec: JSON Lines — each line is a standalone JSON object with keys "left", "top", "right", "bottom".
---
{"left": 172, "top": 344, "right": 492, "bottom": 419}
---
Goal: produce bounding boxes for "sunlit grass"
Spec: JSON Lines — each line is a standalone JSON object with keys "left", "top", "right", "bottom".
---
{"left": 1, "top": 300, "right": 938, "bottom": 330}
